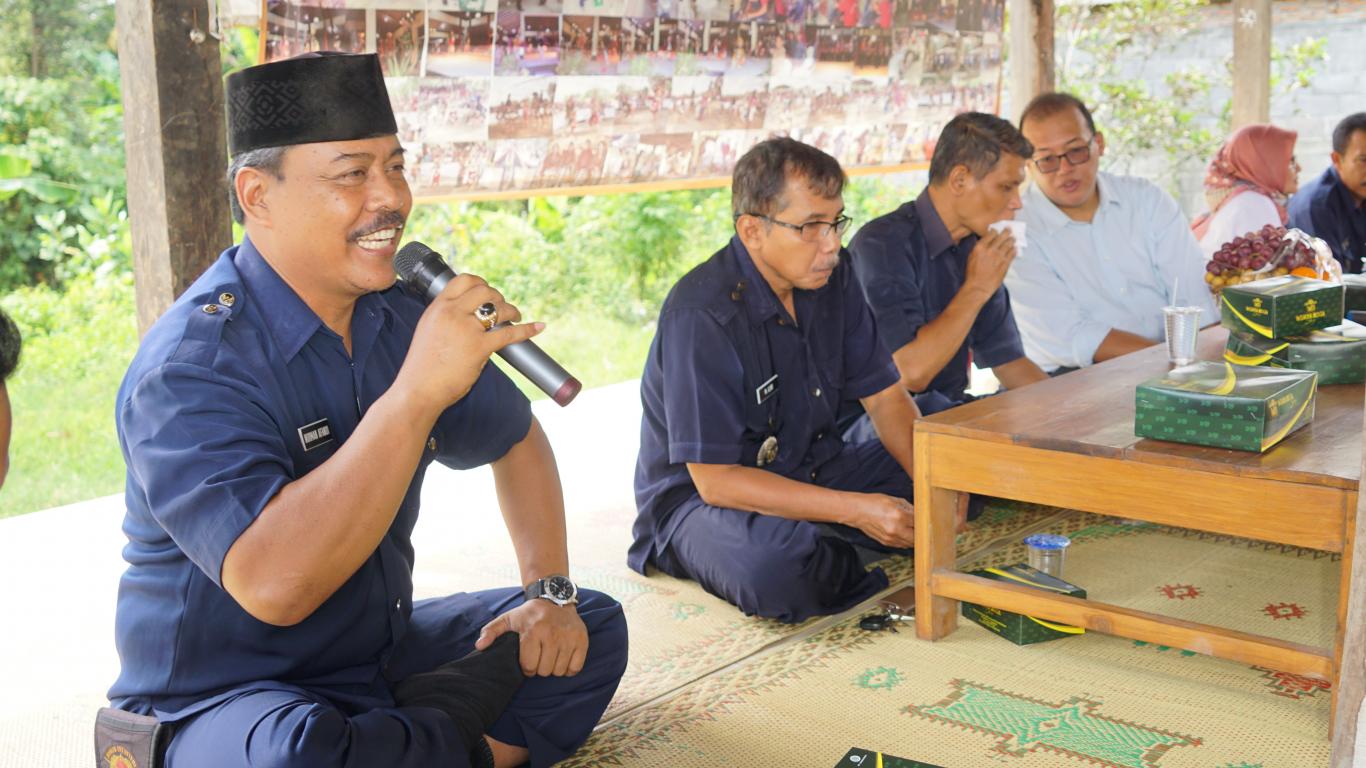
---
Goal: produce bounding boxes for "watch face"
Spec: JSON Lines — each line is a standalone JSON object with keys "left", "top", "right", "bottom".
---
{"left": 546, "top": 575, "right": 576, "bottom": 602}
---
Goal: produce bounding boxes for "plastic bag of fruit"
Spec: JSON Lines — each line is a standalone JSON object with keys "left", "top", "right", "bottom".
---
{"left": 1205, "top": 224, "right": 1341, "bottom": 292}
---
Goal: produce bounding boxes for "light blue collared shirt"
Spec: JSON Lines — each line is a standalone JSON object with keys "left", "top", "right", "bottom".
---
{"left": 1006, "top": 171, "right": 1217, "bottom": 371}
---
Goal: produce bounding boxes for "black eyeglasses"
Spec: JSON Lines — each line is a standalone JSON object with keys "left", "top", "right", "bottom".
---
{"left": 1032, "top": 139, "right": 1094, "bottom": 174}
{"left": 742, "top": 212, "right": 853, "bottom": 242}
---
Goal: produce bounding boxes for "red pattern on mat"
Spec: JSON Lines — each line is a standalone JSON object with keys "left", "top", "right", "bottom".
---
{"left": 1157, "top": 584, "right": 1201, "bottom": 600}
{"left": 1262, "top": 602, "right": 1307, "bottom": 620}
{"left": 1252, "top": 666, "right": 1332, "bottom": 700}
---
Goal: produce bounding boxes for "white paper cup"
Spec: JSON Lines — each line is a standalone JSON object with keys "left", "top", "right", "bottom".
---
{"left": 988, "top": 219, "right": 1027, "bottom": 249}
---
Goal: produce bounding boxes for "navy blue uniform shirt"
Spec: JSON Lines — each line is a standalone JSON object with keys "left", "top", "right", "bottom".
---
{"left": 630, "top": 236, "right": 899, "bottom": 572}
{"left": 110, "top": 236, "right": 532, "bottom": 720}
{"left": 847, "top": 188, "right": 1027, "bottom": 405}
{"left": 1288, "top": 166, "right": 1366, "bottom": 274}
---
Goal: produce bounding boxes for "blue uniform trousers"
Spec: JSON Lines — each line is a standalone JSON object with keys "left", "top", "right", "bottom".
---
{"left": 164, "top": 588, "right": 627, "bottom": 768}
{"left": 653, "top": 440, "right": 914, "bottom": 623}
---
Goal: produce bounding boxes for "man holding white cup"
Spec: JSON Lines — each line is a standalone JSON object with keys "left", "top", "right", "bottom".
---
{"left": 841, "top": 112, "right": 1048, "bottom": 444}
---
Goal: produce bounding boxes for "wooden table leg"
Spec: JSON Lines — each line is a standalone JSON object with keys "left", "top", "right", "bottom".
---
{"left": 915, "top": 430, "right": 961, "bottom": 640}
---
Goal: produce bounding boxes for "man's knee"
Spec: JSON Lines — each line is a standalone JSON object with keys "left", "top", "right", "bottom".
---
{"left": 575, "top": 589, "right": 629, "bottom": 678}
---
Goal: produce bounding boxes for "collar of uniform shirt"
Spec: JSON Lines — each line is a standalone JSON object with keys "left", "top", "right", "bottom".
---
{"left": 912, "top": 188, "right": 975, "bottom": 259}
{"left": 235, "top": 235, "right": 395, "bottom": 362}
{"left": 730, "top": 234, "right": 797, "bottom": 323}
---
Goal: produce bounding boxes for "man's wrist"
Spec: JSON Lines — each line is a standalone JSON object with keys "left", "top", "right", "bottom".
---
{"left": 524, "top": 574, "right": 578, "bottom": 606}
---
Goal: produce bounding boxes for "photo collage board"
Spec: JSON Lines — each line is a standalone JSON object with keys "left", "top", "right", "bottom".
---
{"left": 263, "top": 0, "right": 1002, "bottom": 197}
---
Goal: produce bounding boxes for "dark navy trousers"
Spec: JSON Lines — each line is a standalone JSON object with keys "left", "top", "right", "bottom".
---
{"left": 164, "top": 588, "right": 627, "bottom": 768}
{"left": 653, "top": 439, "right": 914, "bottom": 624}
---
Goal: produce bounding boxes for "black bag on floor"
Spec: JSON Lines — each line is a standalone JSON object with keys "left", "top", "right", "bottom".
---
{"left": 94, "top": 706, "right": 171, "bottom": 768}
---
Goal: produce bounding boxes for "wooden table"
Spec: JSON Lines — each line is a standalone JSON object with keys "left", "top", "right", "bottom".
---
{"left": 913, "top": 326, "right": 1362, "bottom": 717}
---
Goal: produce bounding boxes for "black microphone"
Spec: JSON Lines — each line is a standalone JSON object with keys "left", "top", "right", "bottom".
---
{"left": 394, "top": 241, "right": 582, "bottom": 407}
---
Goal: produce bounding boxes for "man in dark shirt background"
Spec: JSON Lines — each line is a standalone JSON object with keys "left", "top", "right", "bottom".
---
{"left": 841, "top": 112, "right": 1046, "bottom": 443}
{"left": 1289, "top": 112, "right": 1366, "bottom": 274}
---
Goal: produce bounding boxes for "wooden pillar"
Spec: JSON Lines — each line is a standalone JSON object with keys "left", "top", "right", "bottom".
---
{"left": 1007, "top": 0, "right": 1054, "bottom": 120}
{"left": 116, "top": 0, "right": 233, "bottom": 336}
{"left": 1330, "top": 393, "right": 1366, "bottom": 765}
{"left": 1231, "top": 0, "right": 1272, "bottom": 129}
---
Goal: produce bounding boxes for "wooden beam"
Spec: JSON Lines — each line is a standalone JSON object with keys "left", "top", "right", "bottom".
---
{"left": 1231, "top": 0, "right": 1272, "bottom": 129}
{"left": 116, "top": 0, "right": 233, "bottom": 336}
{"left": 1329, "top": 394, "right": 1366, "bottom": 765}
{"left": 1007, "top": 0, "right": 1054, "bottom": 119}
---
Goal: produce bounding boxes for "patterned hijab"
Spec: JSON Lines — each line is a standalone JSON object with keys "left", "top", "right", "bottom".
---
{"left": 1191, "top": 124, "right": 1297, "bottom": 239}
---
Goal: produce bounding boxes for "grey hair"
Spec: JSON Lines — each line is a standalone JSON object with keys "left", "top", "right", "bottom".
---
{"left": 226, "top": 146, "right": 289, "bottom": 224}
{"left": 731, "top": 137, "right": 846, "bottom": 219}
{"left": 928, "top": 112, "right": 1034, "bottom": 184}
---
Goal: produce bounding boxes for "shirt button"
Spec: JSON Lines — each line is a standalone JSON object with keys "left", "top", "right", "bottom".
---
{"left": 777, "top": 318, "right": 787, "bottom": 326}
{"left": 815, "top": 432, "right": 824, "bottom": 441}
{"left": 201, "top": 303, "right": 219, "bottom": 314}
{"left": 217, "top": 292, "right": 235, "bottom": 307}
{"left": 394, "top": 598, "right": 402, "bottom": 611}
{"left": 428, "top": 437, "right": 437, "bottom": 452}
{"left": 810, "top": 469, "right": 818, "bottom": 481}
{"left": 812, "top": 387, "right": 822, "bottom": 397}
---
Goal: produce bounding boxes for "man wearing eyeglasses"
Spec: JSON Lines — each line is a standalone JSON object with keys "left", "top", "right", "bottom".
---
{"left": 630, "top": 137, "right": 925, "bottom": 622}
{"left": 1007, "top": 92, "right": 1216, "bottom": 373}
{"left": 843, "top": 112, "right": 1048, "bottom": 435}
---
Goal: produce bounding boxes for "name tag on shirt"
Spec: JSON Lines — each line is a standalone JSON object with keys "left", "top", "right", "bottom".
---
{"left": 755, "top": 374, "right": 778, "bottom": 405}
{"left": 298, "top": 418, "right": 334, "bottom": 452}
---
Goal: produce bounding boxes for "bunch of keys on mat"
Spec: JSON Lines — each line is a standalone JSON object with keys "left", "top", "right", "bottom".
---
{"left": 859, "top": 600, "right": 915, "bottom": 633}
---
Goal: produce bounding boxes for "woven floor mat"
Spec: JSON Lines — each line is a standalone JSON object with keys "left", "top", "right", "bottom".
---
{"left": 416, "top": 499, "right": 1073, "bottom": 719}
{"left": 561, "top": 518, "right": 1335, "bottom": 767}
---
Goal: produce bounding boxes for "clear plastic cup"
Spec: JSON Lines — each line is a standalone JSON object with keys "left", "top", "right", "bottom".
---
{"left": 1023, "top": 533, "right": 1071, "bottom": 579}
{"left": 1163, "top": 305, "right": 1202, "bottom": 366}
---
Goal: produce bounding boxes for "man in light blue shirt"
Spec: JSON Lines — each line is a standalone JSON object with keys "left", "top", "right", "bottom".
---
{"left": 1006, "top": 93, "right": 1216, "bottom": 372}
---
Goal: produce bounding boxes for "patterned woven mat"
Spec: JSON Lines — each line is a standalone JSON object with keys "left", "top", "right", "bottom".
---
{"left": 560, "top": 517, "right": 1336, "bottom": 767}
{"left": 415, "top": 499, "right": 1072, "bottom": 719}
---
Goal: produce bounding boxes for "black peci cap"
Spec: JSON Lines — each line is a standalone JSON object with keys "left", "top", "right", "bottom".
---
{"left": 225, "top": 52, "right": 398, "bottom": 157}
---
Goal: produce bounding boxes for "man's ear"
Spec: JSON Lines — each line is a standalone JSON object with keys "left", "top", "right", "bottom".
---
{"left": 235, "top": 166, "right": 275, "bottom": 228}
{"left": 948, "top": 164, "right": 972, "bottom": 196}
{"left": 1094, "top": 131, "right": 1106, "bottom": 159}
{"left": 735, "top": 213, "right": 765, "bottom": 254}
{"left": 1331, "top": 151, "right": 1344, "bottom": 174}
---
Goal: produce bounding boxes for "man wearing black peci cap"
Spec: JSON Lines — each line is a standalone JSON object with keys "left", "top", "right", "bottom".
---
{"left": 105, "top": 52, "right": 627, "bottom": 768}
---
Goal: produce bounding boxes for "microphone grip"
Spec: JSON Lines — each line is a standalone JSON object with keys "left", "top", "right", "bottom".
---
{"left": 495, "top": 334, "right": 582, "bottom": 407}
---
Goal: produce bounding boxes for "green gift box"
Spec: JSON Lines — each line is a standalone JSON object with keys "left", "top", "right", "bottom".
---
{"left": 1224, "top": 319, "right": 1366, "bottom": 385}
{"left": 1134, "top": 361, "right": 1317, "bottom": 452}
{"left": 1344, "top": 274, "right": 1366, "bottom": 314}
{"left": 961, "top": 563, "right": 1086, "bottom": 645}
{"left": 1219, "top": 275, "right": 1343, "bottom": 339}
{"left": 834, "top": 749, "right": 945, "bottom": 768}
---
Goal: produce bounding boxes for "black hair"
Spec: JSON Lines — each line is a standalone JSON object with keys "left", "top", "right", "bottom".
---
{"left": 732, "top": 137, "right": 847, "bottom": 218}
{"left": 0, "top": 308, "right": 20, "bottom": 382}
{"left": 1333, "top": 113, "right": 1366, "bottom": 155}
{"left": 1018, "top": 91, "right": 1097, "bottom": 136}
{"left": 928, "top": 112, "right": 1034, "bottom": 184}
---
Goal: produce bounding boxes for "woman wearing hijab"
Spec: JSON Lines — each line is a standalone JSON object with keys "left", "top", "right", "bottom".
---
{"left": 1193, "top": 123, "right": 1300, "bottom": 260}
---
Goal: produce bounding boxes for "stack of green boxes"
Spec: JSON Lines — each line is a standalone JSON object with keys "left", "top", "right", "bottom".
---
{"left": 1220, "top": 275, "right": 1365, "bottom": 385}
{"left": 960, "top": 564, "right": 1086, "bottom": 645}
{"left": 1134, "top": 362, "right": 1317, "bottom": 451}
{"left": 1225, "top": 319, "right": 1366, "bottom": 385}
{"left": 1218, "top": 275, "right": 1343, "bottom": 339}
{"left": 1344, "top": 274, "right": 1366, "bottom": 324}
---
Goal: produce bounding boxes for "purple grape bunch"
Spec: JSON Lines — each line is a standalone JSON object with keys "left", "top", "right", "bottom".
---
{"left": 1205, "top": 225, "right": 1316, "bottom": 290}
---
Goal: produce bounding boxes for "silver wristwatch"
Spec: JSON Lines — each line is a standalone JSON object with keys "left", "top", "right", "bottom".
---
{"left": 525, "top": 574, "right": 579, "bottom": 606}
